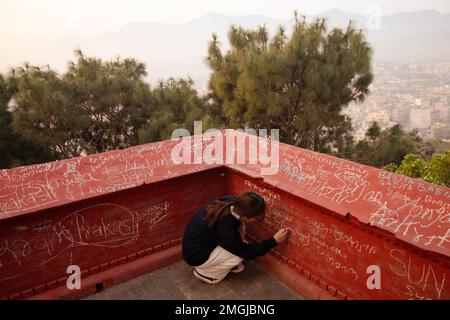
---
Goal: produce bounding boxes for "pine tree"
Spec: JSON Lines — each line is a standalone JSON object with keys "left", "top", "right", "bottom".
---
{"left": 206, "top": 14, "right": 373, "bottom": 152}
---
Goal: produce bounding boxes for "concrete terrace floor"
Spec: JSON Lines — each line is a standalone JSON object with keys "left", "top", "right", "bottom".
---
{"left": 85, "top": 260, "right": 304, "bottom": 300}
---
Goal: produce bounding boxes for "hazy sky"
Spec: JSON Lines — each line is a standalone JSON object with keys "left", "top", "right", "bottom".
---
{"left": 1, "top": 0, "right": 450, "bottom": 38}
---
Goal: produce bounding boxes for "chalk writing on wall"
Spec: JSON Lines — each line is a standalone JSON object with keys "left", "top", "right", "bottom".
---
{"left": 272, "top": 145, "right": 450, "bottom": 256}
{"left": 0, "top": 200, "right": 171, "bottom": 282}
{"left": 0, "top": 138, "right": 213, "bottom": 218}
{"left": 389, "top": 248, "right": 446, "bottom": 300}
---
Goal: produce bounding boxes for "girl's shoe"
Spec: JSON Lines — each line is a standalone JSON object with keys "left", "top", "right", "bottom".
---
{"left": 193, "top": 269, "right": 221, "bottom": 284}
{"left": 230, "top": 263, "right": 245, "bottom": 273}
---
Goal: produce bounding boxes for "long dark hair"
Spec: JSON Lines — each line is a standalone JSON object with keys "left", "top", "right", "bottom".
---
{"left": 203, "top": 191, "right": 266, "bottom": 230}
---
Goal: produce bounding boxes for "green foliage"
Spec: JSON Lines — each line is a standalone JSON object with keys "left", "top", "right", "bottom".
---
{"left": 383, "top": 151, "right": 449, "bottom": 187}
{"left": 61, "top": 49, "right": 153, "bottom": 155}
{"left": 138, "top": 78, "right": 213, "bottom": 143}
{"left": 371, "top": 125, "right": 418, "bottom": 166}
{"left": 366, "top": 121, "right": 380, "bottom": 142}
{"left": 7, "top": 51, "right": 156, "bottom": 159}
{"left": 382, "top": 163, "right": 398, "bottom": 173}
{"left": 1, "top": 50, "right": 214, "bottom": 167}
{"left": 206, "top": 15, "right": 373, "bottom": 152}
{"left": 10, "top": 63, "right": 84, "bottom": 158}
{"left": 351, "top": 124, "right": 421, "bottom": 167}
{"left": 423, "top": 151, "right": 450, "bottom": 187}
{"left": 0, "top": 74, "right": 55, "bottom": 168}
{"left": 395, "top": 154, "right": 425, "bottom": 178}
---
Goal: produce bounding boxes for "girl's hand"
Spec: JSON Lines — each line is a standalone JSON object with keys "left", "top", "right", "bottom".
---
{"left": 274, "top": 228, "right": 289, "bottom": 243}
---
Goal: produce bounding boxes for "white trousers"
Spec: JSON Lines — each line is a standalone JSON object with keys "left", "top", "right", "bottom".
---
{"left": 194, "top": 246, "right": 243, "bottom": 282}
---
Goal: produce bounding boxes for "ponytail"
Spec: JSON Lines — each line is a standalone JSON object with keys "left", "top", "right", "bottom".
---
{"left": 203, "top": 200, "right": 233, "bottom": 230}
{"left": 203, "top": 191, "right": 266, "bottom": 230}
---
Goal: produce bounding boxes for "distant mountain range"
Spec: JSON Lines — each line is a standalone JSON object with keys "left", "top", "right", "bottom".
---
{"left": 2, "top": 9, "right": 450, "bottom": 91}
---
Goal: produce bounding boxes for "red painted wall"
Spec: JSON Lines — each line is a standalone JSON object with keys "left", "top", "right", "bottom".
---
{"left": 0, "top": 168, "right": 226, "bottom": 299}
{"left": 1, "top": 130, "right": 449, "bottom": 300}
{"left": 226, "top": 131, "right": 450, "bottom": 258}
{"left": 228, "top": 170, "right": 449, "bottom": 300}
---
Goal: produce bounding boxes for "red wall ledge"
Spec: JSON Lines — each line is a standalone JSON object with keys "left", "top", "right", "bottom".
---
{"left": 0, "top": 130, "right": 449, "bottom": 300}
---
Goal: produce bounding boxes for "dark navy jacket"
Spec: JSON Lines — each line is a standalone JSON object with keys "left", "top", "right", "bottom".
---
{"left": 182, "top": 195, "right": 277, "bottom": 267}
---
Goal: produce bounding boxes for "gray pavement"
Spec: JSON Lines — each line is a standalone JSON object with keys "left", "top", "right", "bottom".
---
{"left": 85, "top": 260, "right": 304, "bottom": 300}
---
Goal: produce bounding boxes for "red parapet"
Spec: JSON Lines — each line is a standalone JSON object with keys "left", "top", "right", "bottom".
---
{"left": 0, "top": 137, "right": 221, "bottom": 220}
{"left": 225, "top": 131, "right": 449, "bottom": 258}
{"left": 0, "top": 130, "right": 449, "bottom": 300}
{"left": 0, "top": 134, "right": 222, "bottom": 299}
{"left": 230, "top": 170, "right": 449, "bottom": 300}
